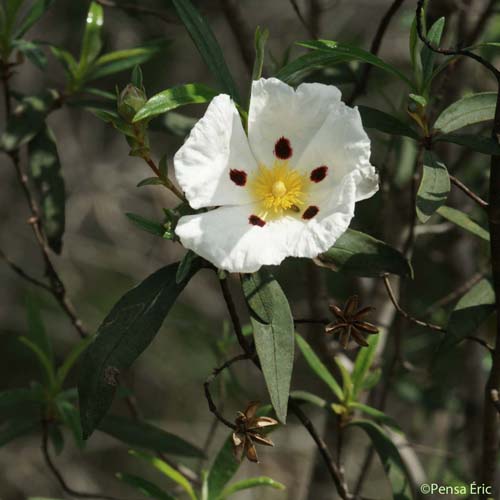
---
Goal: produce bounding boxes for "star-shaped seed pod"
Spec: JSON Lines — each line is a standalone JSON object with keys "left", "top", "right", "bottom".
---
{"left": 232, "top": 401, "right": 278, "bottom": 463}
{"left": 326, "top": 295, "right": 379, "bottom": 348}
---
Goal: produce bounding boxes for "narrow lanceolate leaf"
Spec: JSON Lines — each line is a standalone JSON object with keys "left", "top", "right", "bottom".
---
{"left": 252, "top": 26, "right": 269, "bottom": 81}
{"left": 435, "top": 133, "right": 500, "bottom": 156}
{"left": 131, "top": 450, "right": 196, "bottom": 500}
{"left": 14, "top": 0, "right": 55, "bottom": 38}
{"left": 351, "top": 334, "right": 379, "bottom": 398}
{"left": 441, "top": 279, "right": 495, "bottom": 350}
{"left": 57, "top": 401, "right": 84, "bottom": 449}
{"left": 298, "top": 40, "right": 413, "bottom": 86}
{"left": 126, "top": 212, "right": 165, "bottom": 237}
{"left": 78, "top": 1, "right": 103, "bottom": 70}
{"left": 12, "top": 39, "right": 48, "bottom": 69}
{"left": 433, "top": 92, "right": 497, "bottom": 134}
{"left": 317, "top": 229, "right": 413, "bottom": 278}
{"left": 86, "top": 40, "right": 171, "bottom": 81}
{"left": 78, "top": 261, "right": 201, "bottom": 438}
{"left": 348, "top": 420, "right": 412, "bottom": 500}
{"left": 0, "top": 89, "right": 60, "bottom": 151}
{"left": 437, "top": 206, "right": 490, "bottom": 241}
{"left": 133, "top": 83, "right": 218, "bottom": 122}
{"left": 416, "top": 151, "right": 450, "bottom": 223}
{"left": 420, "top": 17, "right": 445, "bottom": 87}
{"left": 220, "top": 477, "right": 286, "bottom": 498}
{"left": 170, "top": 0, "right": 240, "bottom": 102}
{"left": 295, "top": 334, "right": 343, "bottom": 401}
{"left": 25, "top": 295, "right": 53, "bottom": 368}
{"left": 290, "top": 390, "right": 328, "bottom": 409}
{"left": 28, "top": 126, "right": 66, "bottom": 254}
{"left": 242, "top": 270, "right": 294, "bottom": 423}
{"left": 98, "top": 415, "right": 204, "bottom": 458}
{"left": 116, "top": 473, "right": 175, "bottom": 500}
{"left": 275, "top": 51, "right": 347, "bottom": 84}
{"left": 358, "top": 106, "right": 418, "bottom": 139}
{"left": 207, "top": 437, "right": 241, "bottom": 500}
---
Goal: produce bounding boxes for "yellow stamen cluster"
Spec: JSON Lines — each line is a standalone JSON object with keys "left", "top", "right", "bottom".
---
{"left": 250, "top": 161, "right": 307, "bottom": 218}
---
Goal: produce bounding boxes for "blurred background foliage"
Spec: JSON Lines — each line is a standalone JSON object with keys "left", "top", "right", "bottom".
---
{"left": 1, "top": 0, "right": 500, "bottom": 499}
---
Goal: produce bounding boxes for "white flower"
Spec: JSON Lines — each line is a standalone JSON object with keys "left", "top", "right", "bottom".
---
{"left": 173, "top": 78, "right": 378, "bottom": 273}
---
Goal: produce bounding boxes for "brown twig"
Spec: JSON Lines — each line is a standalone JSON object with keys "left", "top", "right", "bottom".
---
{"left": 42, "top": 422, "right": 122, "bottom": 500}
{"left": 204, "top": 353, "right": 250, "bottom": 430}
{"left": 348, "top": 0, "right": 406, "bottom": 104}
{"left": 218, "top": 272, "right": 351, "bottom": 500}
{"left": 383, "top": 275, "right": 445, "bottom": 332}
{"left": 294, "top": 317, "right": 329, "bottom": 325}
{"left": 449, "top": 174, "right": 489, "bottom": 209}
{"left": 94, "top": 0, "right": 178, "bottom": 24}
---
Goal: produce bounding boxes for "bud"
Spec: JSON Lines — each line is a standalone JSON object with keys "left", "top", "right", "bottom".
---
{"left": 117, "top": 84, "right": 147, "bottom": 123}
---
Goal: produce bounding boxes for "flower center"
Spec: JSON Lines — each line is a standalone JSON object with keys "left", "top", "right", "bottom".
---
{"left": 250, "top": 161, "right": 307, "bottom": 218}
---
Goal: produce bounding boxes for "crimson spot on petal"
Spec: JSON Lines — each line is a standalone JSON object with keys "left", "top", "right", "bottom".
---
{"left": 229, "top": 169, "right": 247, "bottom": 186}
{"left": 249, "top": 214, "right": 266, "bottom": 227}
{"left": 310, "top": 165, "right": 328, "bottom": 183}
{"left": 274, "top": 136, "right": 293, "bottom": 159}
{"left": 302, "top": 205, "right": 319, "bottom": 220}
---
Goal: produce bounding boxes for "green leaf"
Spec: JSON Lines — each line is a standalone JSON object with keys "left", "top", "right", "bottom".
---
{"left": 176, "top": 251, "right": 198, "bottom": 285}
{"left": 125, "top": 212, "right": 165, "bottom": 237}
{"left": 433, "top": 92, "right": 497, "bottom": 134}
{"left": 137, "top": 177, "right": 164, "bottom": 187}
{"left": 50, "top": 45, "right": 78, "bottom": 77}
{"left": 86, "top": 39, "right": 171, "bottom": 81}
{"left": 242, "top": 271, "right": 294, "bottom": 423}
{"left": 416, "top": 150, "right": 450, "bottom": 223}
{"left": 275, "top": 51, "right": 347, "bottom": 84}
{"left": 295, "top": 334, "right": 343, "bottom": 401}
{"left": 78, "top": 261, "right": 201, "bottom": 438}
{"left": 98, "top": 415, "right": 204, "bottom": 458}
{"left": 420, "top": 17, "right": 445, "bottom": 87}
{"left": 28, "top": 126, "right": 66, "bottom": 253}
{"left": 133, "top": 83, "right": 218, "bottom": 122}
{"left": 0, "top": 89, "right": 59, "bottom": 151}
{"left": 25, "top": 294, "right": 53, "bottom": 369}
{"left": 12, "top": 39, "right": 47, "bottom": 69}
{"left": 358, "top": 106, "right": 418, "bottom": 139}
{"left": 220, "top": 477, "right": 285, "bottom": 499}
{"left": 334, "top": 357, "right": 353, "bottom": 403}
{"left": 131, "top": 450, "right": 196, "bottom": 500}
{"left": 0, "top": 417, "right": 39, "bottom": 447}
{"left": 116, "top": 472, "right": 175, "bottom": 500}
{"left": 15, "top": 0, "right": 55, "bottom": 38}
{"left": 207, "top": 437, "right": 241, "bottom": 500}
{"left": 318, "top": 229, "right": 413, "bottom": 278}
{"left": 78, "top": 1, "right": 103, "bottom": 72}
{"left": 352, "top": 334, "right": 379, "bottom": 398}
{"left": 57, "top": 401, "right": 84, "bottom": 449}
{"left": 252, "top": 26, "right": 269, "bottom": 81}
{"left": 131, "top": 65, "right": 144, "bottom": 89}
{"left": 19, "top": 336, "right": 56, "bottom": 390}
{"left": 349, "top": 403, "right": 400, "bottom": 430}
{"left": 48, "top": 423, "right": 64, "bottom": 454}
{"left": 170, "top": 0, "right": 239, "bottom": 102}
{"left": 56, "top": 335, "right": 94, "bottom": 388}
{"left": 298, "top": 40, "right": 413, "bottom": 87}
{"left": 290, "top": 390, "right": 328, "bottom": 409}
{"left": 437, "top": 206, "right": 489, "bottom": 241}
{"left": 348, "top": 420, "right": 412, "bottom": 500}
{"left": 435, "top": 133, "right": 500, "bottom": 155}
{"left": 441, "top": 279, "right": 495, "bottom": 350}
{"left": 408, "top": 93, "right": 427, "bottom": 107}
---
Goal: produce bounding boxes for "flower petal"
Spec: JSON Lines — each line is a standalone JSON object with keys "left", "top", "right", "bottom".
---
{"left": 175, "top": 174, "right": 358, "bottom": 273}
{"left": 174, "top": 94, "right": 258, "bottom": 209}
{"left": 248, "top": 78, "right": 342, "bottom": 168}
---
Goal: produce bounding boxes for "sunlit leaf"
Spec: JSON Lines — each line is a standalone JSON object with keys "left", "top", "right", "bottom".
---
{"left": 220, "top": 477, "right": 285, "bottom": 498}
{"left": 420, "top": 17, "right": 445, "bottom": 88}
{"left": 170, "top": 0, "right": 239, "bottom": 102}
{"left": 78, "top": 1, "right": 103, "bottom": 71}
{"left": 317, "top": 229, "right": 413, "bottom": 278}
{"left": 433, "top": 92, "right": 497, "bottom": 134}
{"left": 351, "top": 334, "right": 379, "bottom": 398}
{"left": 437, "top": 206, "right": 489, "bottom": 241}
{"left": 295, "top": 334, "right": 343, "bottom": 401}
{"left": 416, "top": 151, "right": 450, "bottom": 223}
{"left": 242, "top": 271, "right": 294, "bottom": 423}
